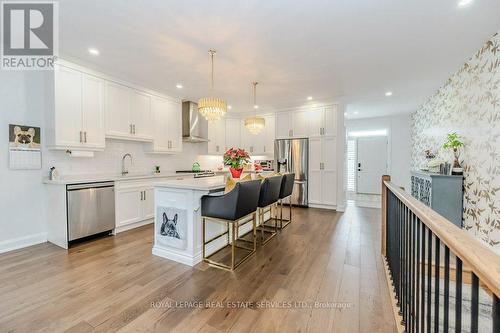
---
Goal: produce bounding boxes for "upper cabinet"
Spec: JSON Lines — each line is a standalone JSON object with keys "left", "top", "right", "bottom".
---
{"left": 105, "top": 83, "right": 152, "bottom": 141}
{"left": 208, "top": 119, "right": 226, "bottom": 154}
{"left": 239, "top": 114, "right": 275, "bottom": 156}
{"left": 275, "top": 105, "right": 337, "bottom": 139}
{"left": 149, "top": 96, "right": 182, "bottom": 153}
{"left": 276, "top": 112, "right": 292, "bottom": 139}
{"left": 225, "top": 118, "right": 241, "bottom": 150}
{"left": 47, "top": 60, "right": 182, "bottom": 153}
{"left": 48, "top": 64, "right": 105, "bottom": 150}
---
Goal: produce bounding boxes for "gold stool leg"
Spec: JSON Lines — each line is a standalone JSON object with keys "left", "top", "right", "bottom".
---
{"left": 253, "top": 213, "right": 257, "bottom": 251}
{"left": 202, "top": 217, "right": 206, "bottom": 260}
{"left": 231, "top": 222, "right": 235, "bottom": 270}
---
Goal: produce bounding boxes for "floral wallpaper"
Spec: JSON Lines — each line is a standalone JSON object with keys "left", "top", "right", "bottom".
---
{"left": 411, "top": 32, "right": 500, "bottom": 253}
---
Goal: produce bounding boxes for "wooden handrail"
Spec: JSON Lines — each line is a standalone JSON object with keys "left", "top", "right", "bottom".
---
{"left": 383, "top": 180, "right": 500, "bottom": 298}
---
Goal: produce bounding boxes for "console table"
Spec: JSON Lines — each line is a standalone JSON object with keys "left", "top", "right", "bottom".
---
{"left": 410, "top": 171, "right": 464, "bottom": 228}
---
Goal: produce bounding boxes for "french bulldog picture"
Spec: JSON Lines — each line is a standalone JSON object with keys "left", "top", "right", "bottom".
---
{"left": 160, "top": 213, "right": 181, "bottom": 239}
{"left": 9, "top": 124, "right": 41, "bottom": 150}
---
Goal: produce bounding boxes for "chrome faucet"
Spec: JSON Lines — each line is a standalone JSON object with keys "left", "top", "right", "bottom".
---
{"left": 122, "top": 153, "right": 133, "bottom": 175}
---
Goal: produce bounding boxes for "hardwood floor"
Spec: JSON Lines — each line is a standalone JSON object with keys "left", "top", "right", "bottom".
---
{"left": 0, "top": 206, "right": 396, "bottom": 333}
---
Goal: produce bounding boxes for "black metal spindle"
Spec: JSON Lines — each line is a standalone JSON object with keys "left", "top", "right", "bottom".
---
{"left": 434, "top": 238, "right": 440, "bottom": 333}
{"left": 404, "top": 205, "right": 409, "bottom": 328}
{"left": 427, "top": 229, "right": 432, "bottom": 333}
{"left": 443, "top": 246, "right": 450, "bottom": 333}
{"left": 493, "top": 295, "right": 499, "bottom": 333}
{"left": 421, "top": 224, "right": 426, "bottom": 332}
{"left": 410, "top": 212, "right": 418, "bottom": 332}
{"left": 415, "top": 218, "right": 421, "bottom": 333}
{"left": 398, "top": 202, "right": 406, "bottom": 325}
{"left": 455, "top": 257, "right": 462, "bottom": 333}
{"left": 470, "top": 273, "right": 479, "bottom": 333}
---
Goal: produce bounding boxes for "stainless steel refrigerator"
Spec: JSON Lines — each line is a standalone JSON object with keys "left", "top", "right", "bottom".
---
{"left": 275, "top": 138, "right": 308, "bottom": 206}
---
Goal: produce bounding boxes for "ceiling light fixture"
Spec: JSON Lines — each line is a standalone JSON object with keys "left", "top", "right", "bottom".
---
{"left": 228, "top": 105, "right": 232, "bottom": 110}
{"left": 198, "top": 49, "right": 227, "bottom": 121}
{"left": 176, "top": 84, "right": 183, "bottom": 89}
{"left": 457, "top": 0, "right": 474, "bottom": 8}
{"left": 244, "top": 82, "right": 265, "bottom": 135}
{"left": 307, "top": 96, "right": 313, "bottom": 101}
{"left": 354, "top": 111, "right": 359, "bottom": 115}
{"left": 385, "top": 91, "right": 393, "bottom": 96}
{"left": 88, "top": 48, "right": 99, "bottom": 55}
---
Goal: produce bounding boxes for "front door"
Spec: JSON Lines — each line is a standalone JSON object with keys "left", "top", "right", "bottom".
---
{"left": 357, "top": 136, "right": 388, "bottom": 194}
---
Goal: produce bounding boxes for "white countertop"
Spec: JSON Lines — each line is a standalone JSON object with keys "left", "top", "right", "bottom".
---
{"left": 43, "top": 172, "right": 183, "bottom": 185}
{"left": 154, "top": 175, "right": 226, "bottom": 191}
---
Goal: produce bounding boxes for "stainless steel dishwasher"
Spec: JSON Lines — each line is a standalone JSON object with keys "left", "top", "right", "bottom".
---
{"left": 67, "top": 182, "right": 115, "bottom": 241}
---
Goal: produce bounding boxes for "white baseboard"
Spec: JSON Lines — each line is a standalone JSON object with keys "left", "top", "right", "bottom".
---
{"left": 114, "top": 219, "right": 153, "bottom": 234}
{"left": 308, "top": 203, "right": 338, "bottom": 210}
{"left": 0, "top": 233, "right": 47, "bottom": 254}
{"left": 354, "top": 201, "right": 381, "bottom": 209}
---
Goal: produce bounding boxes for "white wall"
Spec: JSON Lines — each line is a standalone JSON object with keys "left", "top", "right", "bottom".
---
{"left": 0, "top": 70, "right": 202, "bottom": 253}
{"left": 0, "top": 71, "right": 49, "bottom": 251}
{"left": 346, "top": 113, "right": 411, "bottom": 191}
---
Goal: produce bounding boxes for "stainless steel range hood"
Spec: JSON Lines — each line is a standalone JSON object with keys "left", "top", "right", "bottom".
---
{"left": 182, "top": 101, "right": 208, "bottom": 142}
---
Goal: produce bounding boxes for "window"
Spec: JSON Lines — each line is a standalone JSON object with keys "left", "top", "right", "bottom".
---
{"left": 347, "top": 139, "right": 357, "bottom": 192}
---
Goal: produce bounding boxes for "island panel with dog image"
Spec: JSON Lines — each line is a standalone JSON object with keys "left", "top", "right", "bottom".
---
{"left": 156, "top": 207, "right": 187, "bottom": 249}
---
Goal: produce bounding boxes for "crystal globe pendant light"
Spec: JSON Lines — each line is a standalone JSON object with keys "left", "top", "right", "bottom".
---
{"left": 244, "top": 82, "right": 265, "bottom": 135}
{"left": 198, "top": 50, "right": 227, "bottom": 121}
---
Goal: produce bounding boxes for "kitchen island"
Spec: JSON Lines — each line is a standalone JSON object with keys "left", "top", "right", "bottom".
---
{"left": 152, "top": 175, "right": 256, "bottom": 266}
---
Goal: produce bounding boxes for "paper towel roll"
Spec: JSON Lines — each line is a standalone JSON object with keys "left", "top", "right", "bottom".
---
{"left": 66, "top": 150, "right": 94, "bottom": 158}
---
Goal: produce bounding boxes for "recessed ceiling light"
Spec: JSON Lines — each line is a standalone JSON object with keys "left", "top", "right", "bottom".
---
{"left": 176, "top": 84, "right": 183, "bottom": 89}
{"left": 254, "top": 105, "right": 259, "bottom": 109}
{"left": 354, "top": 111, "right": 359, "bottom": 115}
{"left": 307, "top": 96, "right": 313, "bottom": 101}
{"left": 88, "top": 48, "right": 99, "bottom": 55}
{"left": 385, "top": 91, "right": 393, "bottom": 97}
{"left": 228, "top": 105, "right": 232, "bottom": 110}
{"left": 457, "top": 0, "right": 474, "bottom": 8}
{"left": 344, "top": 112, "right": 347, "bottom": 116}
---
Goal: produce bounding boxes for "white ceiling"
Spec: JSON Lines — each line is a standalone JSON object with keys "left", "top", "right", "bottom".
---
{"left": 59, "top": 0, "right": 500, "bottom": 119}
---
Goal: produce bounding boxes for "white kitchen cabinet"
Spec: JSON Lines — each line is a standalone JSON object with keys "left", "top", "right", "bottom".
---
{"left": 240, "top": 120, "right": 264, "bottom": 155}
{"left": 308, "top": 106, "right": 337, "bottom": 137}
{"left": 208, "top": 119, "right": 226, "bottom": 154}
{"left": 50, "top": 64, "right": 105, "bottom": 150}
{"left": 225, "top": 118, "right": 241, "bottom": 150}
{"left": 168, "top": 100, "right": 183, "bottom": 152}
{"left": 115, "top": 182, "right": 155, "bottom": 228}
{"left": 308, "top": 136, "right": 337, "bottom": 208}
{"left": 308, "top": 108, "right": 324, "bottom": 137}
{"left": 115, "top": 187, "right": 143, "bottom": 227}
{"left": 105, "top": 82, "right": 131, "bottom": 138}
{"left": 275, "top": 112, "right": 292, "bottom": 139}
{"left": 142, "top": 187, "right": 155, "bottom": 220}
{"left": 263, "top": 114, "right": 276, "bottom": 155}
{"left": 82, "top": 74, "right": 105, "bottom": 148}
{"left": 150, "top": 96, "right": 182, "bottom": 153}
{"left": 130, "top": 90, "right": 152, "bottom": 140}
{"left": 291, "top": 110, "right": 309, "bottom": 138}
{"left": 323, "top": 105, "right": 337, "bottom": 136}
{"left": 105, "top": 83, "right": 153, "bottom": 142}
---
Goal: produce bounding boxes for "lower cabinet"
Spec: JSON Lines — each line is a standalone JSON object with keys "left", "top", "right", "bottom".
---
{"left": 115, "top": 181, "right": 154, "bottom": 229}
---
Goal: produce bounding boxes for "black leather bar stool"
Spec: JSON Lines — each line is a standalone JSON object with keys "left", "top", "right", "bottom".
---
{"left": 256, "top": 175, "right": 283, "bottom": 245}
{"left": 201, "top": 180, "right": 261, "bottom": 271}
{"left": 278, "top": 173, "right": 295, "bottom": 229}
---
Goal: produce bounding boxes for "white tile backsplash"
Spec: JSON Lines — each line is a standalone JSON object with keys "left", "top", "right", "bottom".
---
{"left": 44, "top": 139, "right": 202, "bottom": 176}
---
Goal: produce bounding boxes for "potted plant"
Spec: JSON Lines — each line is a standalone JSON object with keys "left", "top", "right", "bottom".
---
{"left": 223, "top": 148, "right": 250, "bottom": 178}
{"left": 442, "top": 132, "right": 464, "bottom": 174}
